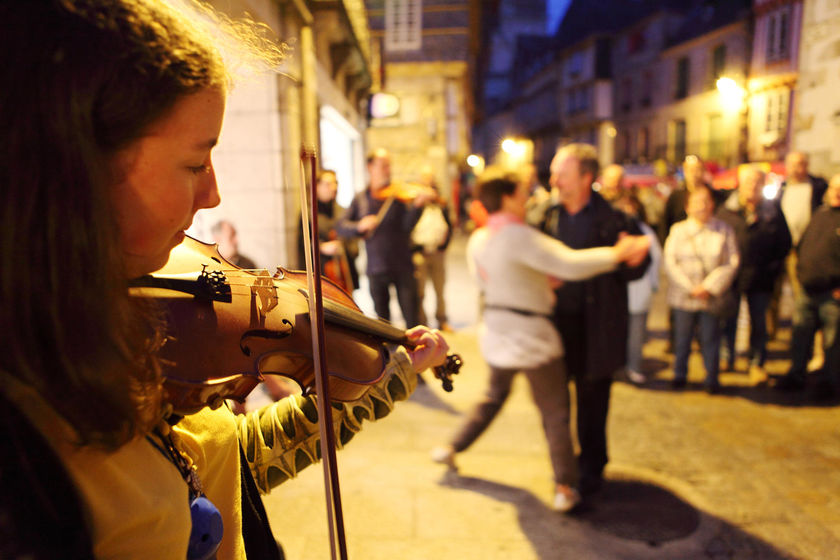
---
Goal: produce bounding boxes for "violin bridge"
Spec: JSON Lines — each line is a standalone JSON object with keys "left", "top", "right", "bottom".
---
{"left": 251, "top": 272, "right": 278, "bottom": 319}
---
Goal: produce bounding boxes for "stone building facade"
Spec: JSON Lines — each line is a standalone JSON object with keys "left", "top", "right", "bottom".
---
{"left": 792, "top": 0, "right": 840, "bottom": 177}
{"left": 363, "top": 0, "right": 477, "bottom": 198}
{"left": 747, "top": 0, "right": 804, "bottom": 163}
{"left": 186, "top": 0, "right": 373, "bottom": 270}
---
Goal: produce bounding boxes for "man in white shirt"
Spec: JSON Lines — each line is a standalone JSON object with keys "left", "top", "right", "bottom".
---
{"left": 768, "top": 152, "right": 828, "bottom": 337}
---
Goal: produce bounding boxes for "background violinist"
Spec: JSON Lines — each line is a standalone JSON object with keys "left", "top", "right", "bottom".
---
{"left": 0, "top": 1, "right": 449, "bottom": 558}
{"left": 337, "top": 148, "right": 438, "bottom": 328}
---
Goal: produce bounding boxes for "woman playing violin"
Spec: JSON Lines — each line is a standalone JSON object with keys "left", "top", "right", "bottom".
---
{"left": 0, "top": 2, "right": 448, "bottom": 559}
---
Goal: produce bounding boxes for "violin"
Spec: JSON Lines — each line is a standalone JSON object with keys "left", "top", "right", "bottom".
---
{"left": 129, "top": 235, "right": 461, "bottom": 415}
{"left": 372, "top": 181, "right": 439, "bottom": 203}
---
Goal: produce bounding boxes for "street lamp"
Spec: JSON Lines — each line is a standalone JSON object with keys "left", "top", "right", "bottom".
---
{"left": 466, "top": 154, "right": 484, "bottom": 174}
{"left": 716, "top": 77, "right": 747, "bottom": 111}
{"left": 499, "top": 137, "right": 532, "bottom": 168}
{"left": 716, "top": 76, "right": 749, "bottom": 164}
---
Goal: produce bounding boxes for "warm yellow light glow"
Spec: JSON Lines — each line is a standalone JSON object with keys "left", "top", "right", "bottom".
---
{"left": 716, "top": 76, "right": 746, "bottom": 111}
{"left": 501, "top": 137, "right": 527, "bottom": 158}
{"left": 466, "top": 154, "right": 481, "bottom": 168}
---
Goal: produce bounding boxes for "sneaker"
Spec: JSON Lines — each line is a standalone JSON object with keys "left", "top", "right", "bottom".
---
{"left": 553, "top": 485, "right": 581, "bottom": 513}
{"left": 430, "top": 445, "right": 457, "bottom": 470}
{"left": 626, "top": 369, "right": 646, "bottom": 384}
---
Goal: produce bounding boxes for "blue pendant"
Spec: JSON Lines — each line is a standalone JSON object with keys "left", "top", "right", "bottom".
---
{"left": 187, "top": 495, "right": 223, "bottom": 560}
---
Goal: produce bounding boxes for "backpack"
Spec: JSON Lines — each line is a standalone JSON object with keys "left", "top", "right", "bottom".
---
{"left": 411, "top": 204, "right": 450, "bottom": 252}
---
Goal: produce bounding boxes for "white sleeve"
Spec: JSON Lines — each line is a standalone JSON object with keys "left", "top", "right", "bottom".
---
{"left": 516, "top": 227, "right": 617, "bottom": 281}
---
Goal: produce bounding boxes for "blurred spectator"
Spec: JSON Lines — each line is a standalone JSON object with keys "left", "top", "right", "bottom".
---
{"left": 541, "top": 143, "right": 650, "bottom": 498}
{"left": 660, "top": 155, "right": 713, "bottom": 352}
{"left": 297, "top": 169, "right": 359, "bottom": 292}
{"left": 660, "top": 155, "right": 711, "bottom": 240}
{"left": 716, "top": 166, "right": 791, "bottom": 385}
{"left": 664, "top": 185, "right": 739, "bottom": 393}
{"left": 522, "top": 162, "right": 552, "bottom": 226}
{"left": 337, "top": 148, "right": 435, "bottom": 327}
{"left": 599, "top": 163, "right": 624, "bottom": 204}
{"left": 767, "top": 151, "right": 829, "bottom": 338}
{"left": 775, "top": 174, "right": 840, "bottom": 399}
{"left": 615, "top": 192, "right": 662, "bottom": 384}
{"left": 412, "top": 165, "right": 453, "bottom": 331}
{"left": 212, "top": 219, "right": 258, "bottom": 269}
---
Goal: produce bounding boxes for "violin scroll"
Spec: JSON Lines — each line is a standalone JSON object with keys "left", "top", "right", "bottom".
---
{"left": 434, "top": 353, "right": 462, "bottom": 393}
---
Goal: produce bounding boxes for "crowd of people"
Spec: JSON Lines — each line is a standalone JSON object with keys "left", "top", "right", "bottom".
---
{"left": 288, "top": 142, "right": 839, "bottom": 516}
{"left": 424, "top": 145, "right": 838, "bottom": 517}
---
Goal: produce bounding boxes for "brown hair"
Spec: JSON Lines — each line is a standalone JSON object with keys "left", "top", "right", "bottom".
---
{"left": 0, "top": 0, "right": 230, "bottom": 448}
{"left": 475, "top": 166, "right": 520, "bottom": 213}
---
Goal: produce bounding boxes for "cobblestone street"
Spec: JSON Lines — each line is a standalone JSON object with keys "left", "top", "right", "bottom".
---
{"left": 262, "top": 232, "right": 840, "bottom": 559}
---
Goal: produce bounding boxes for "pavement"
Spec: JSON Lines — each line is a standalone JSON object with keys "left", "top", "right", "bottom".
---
{"left": 260, "top": 232, "right": 840, "bottom": 560}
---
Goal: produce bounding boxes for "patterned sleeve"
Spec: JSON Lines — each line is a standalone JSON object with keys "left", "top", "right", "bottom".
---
{"left": 236, "top": 344, "right": 417, "bottom": 494}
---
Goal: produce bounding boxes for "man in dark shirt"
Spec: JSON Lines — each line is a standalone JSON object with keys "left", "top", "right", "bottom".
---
{"left": 542, "top": 143, "right": 649, "bottom": 499}
{"left": 775, "top": 174, "right": 840, "bottom": 399}
{"left": 337, "top": 148, "right": 435, "bottom": 327}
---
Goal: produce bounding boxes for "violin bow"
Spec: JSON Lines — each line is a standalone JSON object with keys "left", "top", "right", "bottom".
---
{"left": 299, "top": 147, "right": 348, "bottom": 560}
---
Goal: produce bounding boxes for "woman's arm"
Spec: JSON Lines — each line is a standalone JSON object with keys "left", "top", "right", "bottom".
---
{"left": 237, "top": 344, "right": 416, "bottom": 493}
{"left": 237, "top": 327, "right": 447, "bottom": 494}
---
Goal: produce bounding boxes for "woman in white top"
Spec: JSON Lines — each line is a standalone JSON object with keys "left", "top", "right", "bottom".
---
{"left": 432, "top": 167, "right": 649, "bottom": 512}
{"left": 664, "top": 184, "right": 739, "bottom": 393}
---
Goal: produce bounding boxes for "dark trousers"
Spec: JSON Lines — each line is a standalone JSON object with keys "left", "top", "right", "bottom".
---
{"left": 673, "top": 308, "right": 721, "bottom": 388}
{"left": 368, "top": 268, "right": 420, "bottom": 327}
{"left": 574, "top": 376, "right": 612, "bottom": 490}
{"left": 788, "top": 290, "right": 840, "bottom": 387}
{"left": 554, "top": 311, "right": 612, "bottom": 490}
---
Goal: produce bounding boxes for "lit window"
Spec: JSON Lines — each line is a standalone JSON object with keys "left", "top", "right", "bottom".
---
{"left": 766, "top": 7, "right": 790, "bottom": 62}
{"left": 385, "top": 0, "right": 422, "bottom": 52}
{"left": 765, "top": 90, "right": 788, "bottom": 133}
